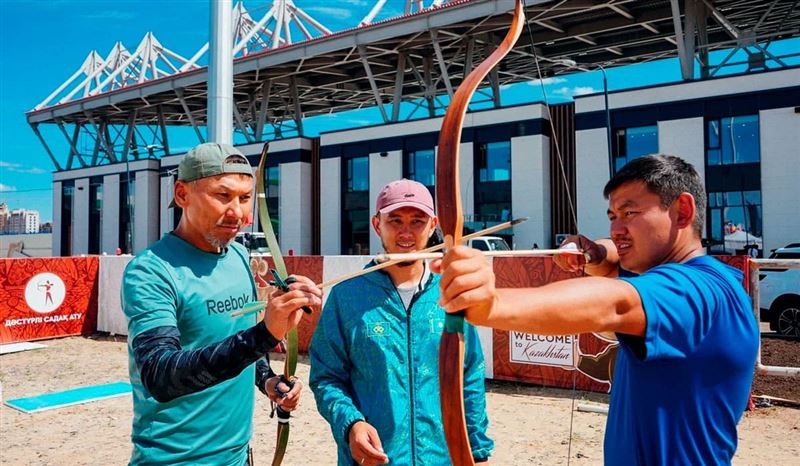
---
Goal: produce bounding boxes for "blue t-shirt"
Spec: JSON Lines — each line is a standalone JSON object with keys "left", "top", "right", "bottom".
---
{"left": 606, "top": 256, "right": 758, "bottom": 465}
{"left": 122, "top": 234, "right": 258, "bottom": 466}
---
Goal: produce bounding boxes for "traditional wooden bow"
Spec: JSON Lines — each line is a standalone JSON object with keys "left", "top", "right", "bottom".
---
{"left": 436, "top": 1, "right": 525, "bottom": 464}
{"left": 255, "top": 142, "right": 299, "bottom": 466}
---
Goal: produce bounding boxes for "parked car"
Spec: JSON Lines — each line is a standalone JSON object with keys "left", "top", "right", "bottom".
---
{"left": 468, "top": 236, "right": 511, "bottom": 251}
{"left": 759, "top": 245, "right": 800, "bottom": 336}
{"left": 235, "top": 232, "right": 270, "bottom": 255}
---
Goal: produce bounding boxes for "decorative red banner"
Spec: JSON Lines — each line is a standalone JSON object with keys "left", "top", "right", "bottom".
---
{"left": 247, "top": 255, "right": 324, "bottom": 353}
{"left": 0, "top": 257, "right": 99, "bottom": 344}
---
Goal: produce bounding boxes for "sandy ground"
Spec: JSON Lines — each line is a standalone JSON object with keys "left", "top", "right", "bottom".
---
{"left": 1, "top": 335, "right": 798, "bottom": 466}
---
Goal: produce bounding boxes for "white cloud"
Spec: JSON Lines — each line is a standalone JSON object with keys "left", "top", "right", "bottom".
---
{"left": 337, "top": 0, "right": 369, "bottom": 6}
{"left": 572, "top": 86, "right": 597, "bottom": 96}
{"left": 551, "top": 86, "right": 597, "bottom": 96}
{"left": 343, "top": 118, "right": 372, "bottom": 126}
{"left": 525, "top": 77, "right": 567, "bottom": 86}
{"left": 0, "top": 184, "right": 17, "bottom": 192}
{"left": 501, "top": 76, "right": 568, "bottom": 91}
{"left": 305, "top": 6, "right": 353, "bottom": 19}
{"left": 0, "top": 161, "right": 47, "bottom": 174}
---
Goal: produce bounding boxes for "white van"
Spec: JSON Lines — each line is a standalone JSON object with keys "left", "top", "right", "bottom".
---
{"left": 759, "top": 244, "right": 800, "bottom": 336}
{"left": 467, "top": 236, "right": 511, "bottom": 251}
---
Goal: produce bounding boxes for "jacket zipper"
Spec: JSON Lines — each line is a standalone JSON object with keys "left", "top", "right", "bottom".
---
{"left": 399, "top": 273, "right": 431, "bottom": 466}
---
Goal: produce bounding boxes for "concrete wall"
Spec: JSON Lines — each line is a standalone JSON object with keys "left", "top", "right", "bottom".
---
{"left": 575, "top": 68, "right": 799, "bottom": 113}
{"left": 458, "top": 143, "right": 475, "bottom": 221}
{"left": 134, "top": 170, "right": 160, "bottom": 253}
{"left": 511, "top": 134, "right": 550, "bottom": 249}
{"left": 657, "top": 117, "right": 706, "bottom": 181}
{"left": 320, "top": 157, "right": 341, "bottom": 255}
{"left": 72, "top": 178, "right": 89, "bottom": 255}
{"left": 102, "top": 174, "right": 120, "bottom": 254}
{"left": 576, "top": 128, "right": 611, "bottom": 239}
{"left": 760, "top": 107, "right": 800, "bottom": 253}
{"left": 280, "top": 161, "right": 313, "bottom": 254}
{"left": 368, "top": 150, "right": 402, "bottom": 254}
{"left": 159, "top": 175, "right": 174, "bottom": 238}
{"left": 0, "top": 233, "right": 52, "bottom": 258}
{"left": 52, "top": 181, "right": 62, "bottom": 256}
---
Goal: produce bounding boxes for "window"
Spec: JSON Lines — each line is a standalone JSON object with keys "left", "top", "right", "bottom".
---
{"left": 613, "top": 125, "right": 658, "bottom": 172}
{"left": 403, "top": 149, "right": 435, "bottom": 199}
{"left": 259, "top": 165, "right": 280, "bottom": 237}
{"left": 60, "top": 181, "right": 74, "bottom": 256}
{"left": 478, "top": 141, "right": 511, "bottom": 182}
{"left": 119, "top": 173, "right": 135, "bottom": 254}
{"left": 473, "top": 141, "right": 512, "bottom": 244}
{"left": 707, "top": 190, "right": 762, "bottom": 255}
{"left": 705, "top": 114, "right": 762, "bottom": 255}
{"left": 88, "top": 177, "right": 103, "bottom": 254}
{"left": 342, "top": 157, "right": 370, "bottom": 254}
{"left": 172, "top": 174, "right": 182, "bottom": 230}
{"left": 707, "top": 115, "right": 760, "bottom": 165}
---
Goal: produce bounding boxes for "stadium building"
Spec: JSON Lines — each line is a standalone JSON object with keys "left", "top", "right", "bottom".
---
{"left": 26, "top": 0, "right": 800, "bottom": 257}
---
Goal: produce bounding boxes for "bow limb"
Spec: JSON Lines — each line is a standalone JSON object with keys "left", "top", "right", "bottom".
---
{"left": 436, "top": 1, "right": 525, "bottom": 464}
{"left": 256, "top": 142, "right": 298, "bottom": 466}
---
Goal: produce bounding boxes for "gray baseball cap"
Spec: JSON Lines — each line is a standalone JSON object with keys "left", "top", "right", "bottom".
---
{"left": 169, "top": 143, "right": 253, "bottom": 208}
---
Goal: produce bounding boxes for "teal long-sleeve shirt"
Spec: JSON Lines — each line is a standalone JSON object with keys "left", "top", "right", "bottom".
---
{"left": 309, "top": 264, "right": 494, "bottom": 465}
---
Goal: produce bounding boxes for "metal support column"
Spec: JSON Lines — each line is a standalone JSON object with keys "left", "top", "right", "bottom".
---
{"left": 357, "top": 45, "right": 389, "bottom": 123}
{"left": 392, "top": 52, "right": 406, "bottom": 122}
{"left": 208, "top": 0, "right": 233, "bottom": 144}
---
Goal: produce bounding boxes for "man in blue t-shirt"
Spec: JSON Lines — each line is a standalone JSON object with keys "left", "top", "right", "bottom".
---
{"left": 433, "top": 154, "right": 759, "bottom": 465}
{"left": 122, "top": 143, "right": 322, "bottom": 466}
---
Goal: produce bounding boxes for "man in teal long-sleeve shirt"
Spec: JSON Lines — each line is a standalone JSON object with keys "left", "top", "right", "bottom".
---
{"left": 310, "top": 179, "right": 494, "bottom": 466}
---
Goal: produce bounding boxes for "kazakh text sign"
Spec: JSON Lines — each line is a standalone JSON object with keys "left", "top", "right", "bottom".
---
{"left": 0, "top": 257, "right": 99, "bottom": 343}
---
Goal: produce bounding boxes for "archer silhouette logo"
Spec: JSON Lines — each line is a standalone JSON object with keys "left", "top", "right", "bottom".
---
{"left": 24, "top": 273, "right": 66, "bottom": 313}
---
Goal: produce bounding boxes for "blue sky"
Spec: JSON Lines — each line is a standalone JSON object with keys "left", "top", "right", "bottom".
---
{"left": 0, "top": 1, "right": 797, "bottom": 222}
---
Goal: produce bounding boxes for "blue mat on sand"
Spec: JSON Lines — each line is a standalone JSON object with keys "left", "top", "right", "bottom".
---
{"left": 4, "top": 381, "right": 132, "bottom": 413}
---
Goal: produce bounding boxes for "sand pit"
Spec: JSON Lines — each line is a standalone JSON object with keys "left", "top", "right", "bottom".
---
{"left": 1, "top": 335, "right": 798, "bottom": 465}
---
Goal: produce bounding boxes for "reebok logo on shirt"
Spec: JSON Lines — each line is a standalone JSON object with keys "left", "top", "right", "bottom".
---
{"left": 206, "top": 292, "right": 253, "bottom": 315}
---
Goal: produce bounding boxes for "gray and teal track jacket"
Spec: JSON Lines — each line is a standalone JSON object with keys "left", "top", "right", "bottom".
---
{"left": 309, "top": 263, "right": 494, "bottom": 465}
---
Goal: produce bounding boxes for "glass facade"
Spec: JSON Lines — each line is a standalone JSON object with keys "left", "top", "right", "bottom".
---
{"left": 60, "top": 181, "right": 74, "bottom": 256}
{"left": 119, "top": 173, "right": 135, "bottom": 254}
{"left": 403, "top": 149, "right": 436, "bottom": 200}
{"left": 342, "top": 156, "right": 370, "bottom": 254}
{"left": 172, "top": 175, "right": 182, "bottom": 231}
{"left": 613, "top": 125, "right": 658, "bottom": 172}
{"left": 473, "top": 141, "right": 512, "bottom": 243}
{"left": 88, "top": 177, "right": 103, "bottom": 254}
{"left": 705, "top": 115, "right": 762, "bottom": 255}
{"left": 707, "top": 115, "right": 760, "bottom": 165}
{"left": 260, "top": 165, "right": 280, "bottom": 237}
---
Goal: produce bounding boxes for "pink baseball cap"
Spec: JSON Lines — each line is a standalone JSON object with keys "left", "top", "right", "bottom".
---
{"left": 376, "top": 179, "right": 435, "bottom": 217}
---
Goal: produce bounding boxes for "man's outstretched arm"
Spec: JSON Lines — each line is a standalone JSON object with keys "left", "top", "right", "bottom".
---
{"left": 434, "top": 245, "right": 646, "bottom": 337}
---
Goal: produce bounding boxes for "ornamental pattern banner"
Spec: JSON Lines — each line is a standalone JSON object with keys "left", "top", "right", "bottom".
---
{"left": 0, "top": 257, "right": 99, "bottom": 344}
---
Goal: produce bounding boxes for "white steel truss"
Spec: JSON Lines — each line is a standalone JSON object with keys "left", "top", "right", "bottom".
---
{"left": 360, "top": 0, "right": 448, "bottom": 26}
{"left": 35, "top": 33, "right": 200, "bottom": 110}
{"left": 182, "top": 0, "right": 332, "bottom": 70}
{"left": 28, "top": 0, "right": 800, "bottom": 172}
{"left": 36, "top": 1, "right": 332, "bottom": 110}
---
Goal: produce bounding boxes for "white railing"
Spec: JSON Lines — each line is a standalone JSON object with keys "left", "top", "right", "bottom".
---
{"left": 749, "top": 258, "right": 800, "bottom": 377}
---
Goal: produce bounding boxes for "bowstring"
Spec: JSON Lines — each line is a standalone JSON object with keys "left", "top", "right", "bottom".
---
{"left": 524, "top": 17, "right": 582, "bottom": 466}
